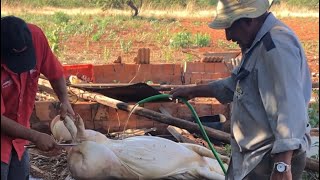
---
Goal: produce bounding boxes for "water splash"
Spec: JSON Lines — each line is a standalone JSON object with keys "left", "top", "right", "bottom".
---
{"left": 121, "top": 103, "right": 140, "bottom": 139}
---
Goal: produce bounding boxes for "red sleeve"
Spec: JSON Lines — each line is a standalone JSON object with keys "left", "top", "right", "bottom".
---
{"left": 30, "top": 24, "right": 64, "bottom": 81}
{"left": 1, "top": 94, "right": 6, "bottom": 115}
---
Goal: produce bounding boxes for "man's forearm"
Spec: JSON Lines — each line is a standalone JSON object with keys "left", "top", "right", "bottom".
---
{"left": 192, "top": 84, "right": 216, "bottom": 98}
{"left": 49, "top": 77, "right": 69, "bottom": 103}
{"left": 1, "top": 115, "right": 38, "bottom": 142}
{"left": 272, "top": 150, "right": 293, "bottom": 164}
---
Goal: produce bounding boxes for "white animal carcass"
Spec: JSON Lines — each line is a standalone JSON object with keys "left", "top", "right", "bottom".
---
{"left": 51, "top": 114, "right": 227, "bottom": 180}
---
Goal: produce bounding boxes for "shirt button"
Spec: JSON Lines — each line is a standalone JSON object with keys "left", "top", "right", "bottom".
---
{"left": 17, "top": 114, "right": 20, "bottom": 117}
{"left": 19, "top": 99, "right": 22, "bottom": 102}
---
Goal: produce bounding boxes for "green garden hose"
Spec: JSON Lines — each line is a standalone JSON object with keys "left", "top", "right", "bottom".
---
{"left": 137, "top": 94, "right": 227, "bottom": 175}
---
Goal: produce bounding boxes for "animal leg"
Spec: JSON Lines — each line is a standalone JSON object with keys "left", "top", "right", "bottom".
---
{"left": 181, "top": 143, "right": 229, "bottom": 162}
{"left": 62, "top": 115, "right": 77, "bottom": 142}
{"left": 74, "top": 114, "right": 87, "bottom": 142}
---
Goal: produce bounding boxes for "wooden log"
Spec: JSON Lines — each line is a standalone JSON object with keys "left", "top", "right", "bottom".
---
{"left": 38, "top": 78, "right": 231, "bottom": 144}
{"left": 69, "top": 83, "right": 196, "bottom": 91}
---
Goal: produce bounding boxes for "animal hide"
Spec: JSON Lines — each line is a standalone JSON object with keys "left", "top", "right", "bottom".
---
{"left": 50, "top": 115, "right": 227, "bottom": 180}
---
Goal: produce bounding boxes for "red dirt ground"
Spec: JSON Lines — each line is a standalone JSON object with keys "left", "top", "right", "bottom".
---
{"left": 61, "top": 17, "right": 319, "bottom": 77}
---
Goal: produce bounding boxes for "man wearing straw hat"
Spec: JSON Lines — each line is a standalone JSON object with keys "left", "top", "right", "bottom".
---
{"left": 170, "top": 0, "right": 312, "bottom": 179}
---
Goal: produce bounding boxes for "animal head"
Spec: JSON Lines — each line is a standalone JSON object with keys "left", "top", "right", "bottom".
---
{"left": 50, "top": 114, "right": 77, "bottom": 142}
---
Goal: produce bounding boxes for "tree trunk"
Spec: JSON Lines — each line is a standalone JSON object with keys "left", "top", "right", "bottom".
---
{"left": 127, "top": 0, "right": 139, "bottom": 17}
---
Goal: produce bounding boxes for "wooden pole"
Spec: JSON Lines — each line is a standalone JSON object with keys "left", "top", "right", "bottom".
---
{"left": 69, "top": 83, "right": 196, "bottom": 91}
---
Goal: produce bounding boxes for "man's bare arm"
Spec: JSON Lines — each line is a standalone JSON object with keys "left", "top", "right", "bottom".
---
{"left": 1, "top": 115, "right": 38, "bottom": 142}
{"left": 1, "top": 115, "right": 57, "bottom": 151}
{"left": 49, "top": 77, "right": 75, "bottom": 115}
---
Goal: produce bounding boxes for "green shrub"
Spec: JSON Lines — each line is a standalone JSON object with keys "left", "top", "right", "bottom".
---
{"left": 120, "top": 39, "right": 132, "bottom": 53}
{"left": 170, "top": 31, "right": 192, "bottom": 48}
{"left": 53, "top": 12, "right": 70, "bottom": 24}
{"left": 193, "top": 33, "right": 211, "bottom": 47}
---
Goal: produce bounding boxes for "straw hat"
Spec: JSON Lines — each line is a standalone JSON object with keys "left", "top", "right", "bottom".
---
{"left": 209, "top": 0, "right": 271, "bottom": 29}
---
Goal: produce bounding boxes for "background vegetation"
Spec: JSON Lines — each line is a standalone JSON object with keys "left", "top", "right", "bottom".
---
{"left": 1, "top": 0, "right": 319, "bottom": 9}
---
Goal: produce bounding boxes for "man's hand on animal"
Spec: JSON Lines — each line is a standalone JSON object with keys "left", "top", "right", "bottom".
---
{"left": 30, "top": 131, "right": 58, "bottom": 151}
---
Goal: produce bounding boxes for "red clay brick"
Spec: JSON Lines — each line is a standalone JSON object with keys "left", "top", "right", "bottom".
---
{"left": 214, "top": 63, "right": 228, "bottom": 73}
{"left": 124, "top": 64, "right": 138, "bottom": 75}
{"left": 143, "top": 103, "right": 161, "bottom": 112}
{"left": 136, "top": 119, "right": 154, "bottom": 129}
{"left": 201, "top": 73, "right": 214, "bottom": 80}
{"left": 171, "top": 75, "right": 183, "bottom": 85}
{"left": 73, "top": 102, "right": 97, "bottom": 121}
{"left": 194, "top": 104, "right": 213, "bottom": 117}
{"left": 190, "top": 72, "right": 203, "bottom": 84}
{"left": 161, "top": 64, "right": 175, "bottom": 75}
{"left": 186, "top": 62, "right": 205, "bottom": 73}
{"left": 211, "top": 73, "right": 230, "bottom": 80}
{"left": 35, "top": 101, "right": 60, "bottom": 121}
{"left": 93, "top": 105, "right": 109, "bottom": 121}
{"left": 183, "top": 73, "right": 192, "bottom": 84}
{"left": 93, "top": 120, "right": 104, "bottom": 130}
{"left": 151, "top": 64, "right": 164, "bottom": 75}
{"left": 93, "top": 64, "right": 116, "bottom": 83}
{"left": 212, "top": 103, "right": 228, "bottom": 115}
{"left": 158, "top": 103, "right": 179, "bottom": 117}
{"left": 129, "top": 64, "right": 152, "bottom": 83}
{"left": 177, "top": 105, "right": 193, "bottom": 120}
{"left": 84, "top": 120, "right": 95, "bottom": 129}
{"left": 204, "top": 63, "right": 216, "bottom": 73}
{"left": 173, "top": 64, "right": 182, "bottom": 76}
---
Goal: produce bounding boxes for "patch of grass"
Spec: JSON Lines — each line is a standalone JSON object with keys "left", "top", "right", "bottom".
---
{"left": 1, "top": 0, "right": 100, "bottom": 8}
{"left": 106, "top": 29, "right": 118, "bottom": 41}
{"left": 217, "top": 39, "right": 238, "bottom": 49}
{"left": 103, "top": 46, "right": 111, "bottom": 62}
{"left": 185, "top": 54, "right": 194, "bottom": 62}
{"left": 170, "top": 31, "right": 192, "bottom": 48}
{"left": 154, "top": 28, "right": 170, "bottom": 45}
{"left": 302, "top": 40, "right": 319, "bottom": 55}
{"left": 92, "top": 31, "right": 104, "bottom": 41}
{"left": 161, "top": 46, "right": 175, "bottom": 63}
{"left": 287, "top": 0, "right": 319, "bottom": 9}
{"left": 46, "top": 26, "right": 60, "bottom": 54}
{"left": 53, "top": 11, "right": 70, "bottom": 24}
{"left": 120, "top": 39, "right": 133, "bottom": 53}
{"left": 193, "top": 33, "right": 211, "bottom": 47}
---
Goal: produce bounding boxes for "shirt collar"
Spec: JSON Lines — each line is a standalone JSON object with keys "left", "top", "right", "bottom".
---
{"left": 244, "top": 12, "right": 278, "bottom": 54}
